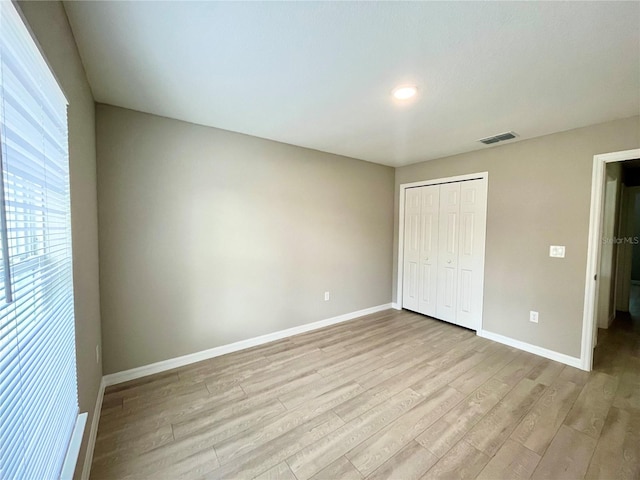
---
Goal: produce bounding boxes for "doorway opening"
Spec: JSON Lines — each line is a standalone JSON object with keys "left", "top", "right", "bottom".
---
{"left": 583, "top": 149, "right": 640, "bottom": 370}
{"left": 593, "top": 160, "right": 640, "bottom": 370}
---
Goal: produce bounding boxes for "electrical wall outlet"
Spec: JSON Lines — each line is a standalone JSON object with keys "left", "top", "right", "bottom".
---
{"left": 324, "top": 291, "right": 330, "bottom": 301}
{"left": 530, "top": 311, "right": 539, "bottom": 323}
{"left": 549, "top": 245, "right": 565, "bottom": 258}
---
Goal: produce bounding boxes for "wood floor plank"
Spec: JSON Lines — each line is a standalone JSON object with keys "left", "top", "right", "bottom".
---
{"left": 613, "top": 357, "right": 640, "bottom": 410}
{"left": 631, "top": 335, "right": 640, "bottom": 358}
{"left": 510, "top": 379, "right": 582, "bottom": 455}
{"left": 91, "top": 424, "right": 175, "bottom": 472}
{"left": 254, "top": 462, "right": 298, "bottom": 480}
{"left": 190, "top": 411, "right": 345, "bottom": 480}
{"left": 448, "top": 348, "right": 518, "bottom": 394}
{"left": 475, "top": 438, "right": 540, "bottom": 480}
{"left": 286, "top": 314, "right": 387, "bottom": 346}
{"left": 420, "top": 440, "right": 489, "bottom": 480}
{"left": 556, "top": 365, "right": 590, "bottom": 387}
{"left": 309, "top": 457, "right": 363, "bottom": 480}
{"left": 93, "top": 424, "right": 174, "bottom": 461}
{"left": 584, "top": 406, "right": 640, "bottom": 480}
{"left": 355, "top": 331, "right": 473, "bottom": 391}
{"left": 103, "top": 371, "right": 179, "bottom": 398}
{"left": 246, "top": 370, "right": 326, "bottom": 399}
{"left": 492, "top": 351, "right": 544, "bottom": 387}
{"left": 278, "top": 344, "right": 427, "bottom": 410}
{"left": 172, "top": 398, "right": 286, "bottom": 442}
{"left": 317, "top": 320, "right": 424, "bottom": 356}
{"left": 593, "top": 342, "right": 629, "bottom": 377}
{"left": 464, "top": 378, "right": 546, "bottom": 457}
{"left": 287, "top": 388, "right": 423, "bottom": 480}
{"left": 258, "top": 341, "right": 320, "bottom": 360}
{"left": 314, "top": 337, "right": 410, "bottom": 378}
{"left": 91, "top": 434, "right": 208, "bottom": 480}
{"left": 525, "top": 359, "right": 565, "bottom": 386}
{"left": 235, "top": 351, "right": 330, "bottom": 394}
{"left": 416, "top": 378, "right": 512, "bottom": 458}
{"left": 346, "top": 386, "right": 464, "bottom": 476}
{"left": 99, "top": 403, "right": 123, "bottom": 418}
{"left": 190, "top": 344, "right": 325, "bottom": 395}
{"left": 121, "top": 381, "right": 211, "bottom": 412}
{"left": 410, "top": 350, "right": 487, "bottom": 398}
{"left": 564, "top": 371, "right": 619, "bottom": 438}
{"left": 418, "top": 334, "right": 482, "bottom": 371}
{"left": 96, "top": 385, "right": 247, "bottom": 438}
{"left": 90, "top": 309, "right": 640, "bottom": 480}
{"left": 367, "top": 441, "right": 437, "bottom": 480}
{"left": 131, "top": 447, "right": 219, "bottom": 480}
{"left": 531, "top": 425, "right": 597, "bottom": 480}
{"left": 355, "top": 348, "right": 436, "bottom": 390}
{"left": 332, "top": 337, "right": 479, "bottom": 424}
{"left": 100, "top": 395, "right": 123, "bottom": 414}
{"left": 177, "top": 355, "right": 268, "bottom": 384}
{"left": 98, "top": 400, "right": 286, "bottom": 478}
{"left": 331, "top": 360, "right": 436, "bottom": 422}
{"left": 215, "top": 382, "right": 364, "bottom": 464}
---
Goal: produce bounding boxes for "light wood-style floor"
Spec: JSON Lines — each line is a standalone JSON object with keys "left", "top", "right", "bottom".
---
{"left": 90, "top": 309, "right": 640, "bottom": 480}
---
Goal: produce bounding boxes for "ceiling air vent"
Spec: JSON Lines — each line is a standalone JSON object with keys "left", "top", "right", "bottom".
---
{"left": 478, "top": 131, "right": 518, "bottom": 145}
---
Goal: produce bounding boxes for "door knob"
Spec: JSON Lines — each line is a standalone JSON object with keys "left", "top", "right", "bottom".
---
{"left": 447, "top": 260, "right": 452, "bottom": 264}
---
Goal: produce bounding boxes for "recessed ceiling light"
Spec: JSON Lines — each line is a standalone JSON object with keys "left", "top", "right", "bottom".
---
{"left": 392, "top": 85, "right": 418, "bottom": 101}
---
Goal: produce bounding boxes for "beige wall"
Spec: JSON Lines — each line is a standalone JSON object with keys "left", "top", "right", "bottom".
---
{"left": 394, "top": 116, "right": 640, "bottom": 358}
{"left": 17, "top": 1, "right": 102, "bottom": 478}
{"left": 96, "top": 105, "right": 395, "bottom": 374}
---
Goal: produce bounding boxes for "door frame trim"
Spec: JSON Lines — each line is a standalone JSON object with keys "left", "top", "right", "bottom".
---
{"left": 397, "top": 171, "right": 489, "bottom": 330}
{"left": 581, "top": 148, "right": 640, "bottom": 371}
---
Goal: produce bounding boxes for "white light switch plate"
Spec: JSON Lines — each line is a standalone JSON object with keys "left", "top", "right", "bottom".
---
{"left": 549, "top": 245, "right": 565, "bottom": 258}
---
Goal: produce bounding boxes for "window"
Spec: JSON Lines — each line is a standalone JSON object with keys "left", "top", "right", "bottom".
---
{"left": 0, "top": 3, "right": 80, "bottom": 480}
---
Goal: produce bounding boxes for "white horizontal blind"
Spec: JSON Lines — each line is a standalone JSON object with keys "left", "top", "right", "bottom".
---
{"left": 0, "top": 3, "right": 78, "bottom": 480}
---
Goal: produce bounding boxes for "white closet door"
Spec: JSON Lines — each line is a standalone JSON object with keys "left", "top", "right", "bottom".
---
{"left": 436, "top": 182, "right": 461, "bottom": 323}
{"left": 456, "top": 179, "right": 487, "bottom": 330}
{"left": 418, "top": 185, "right": 439, "bottom": 316}
{"left": 402, "top": 188, "right": 422, "bottom": 311}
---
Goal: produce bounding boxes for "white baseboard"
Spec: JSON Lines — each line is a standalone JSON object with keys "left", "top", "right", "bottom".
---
{"left": 103, "top": 303, "right": 393, "bottom": 387}
{"left": 391, "top": 303, "right": 401, "bottom": 310}
{"left": 477, "top": 329, "right": 583, "bottom": 370}
{"left": 81, "top": 378, "right": 106, "bottom": 480}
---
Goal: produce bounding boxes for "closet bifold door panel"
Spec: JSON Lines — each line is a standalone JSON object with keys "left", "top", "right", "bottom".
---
{"left": 401, "top": 175, "right": 487, "bottom": 331}
{"left": 456, "top": 179, "right": 486, "bottom": 330}
{"left": 419, "top": 185, "right": 440, "bottom": 316}
{"left": 436, "top": 182, "right": 460, "bottom": 323}
{"left": 402, "top": 185, "right": 440, "bottom": 315}
{"left": 402, "top": 188, "right": 422, "bottom": 312}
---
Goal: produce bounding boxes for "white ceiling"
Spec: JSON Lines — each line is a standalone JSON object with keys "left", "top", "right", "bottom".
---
{"left": 63, "top": 1, "right": 639, "bottom": 167}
